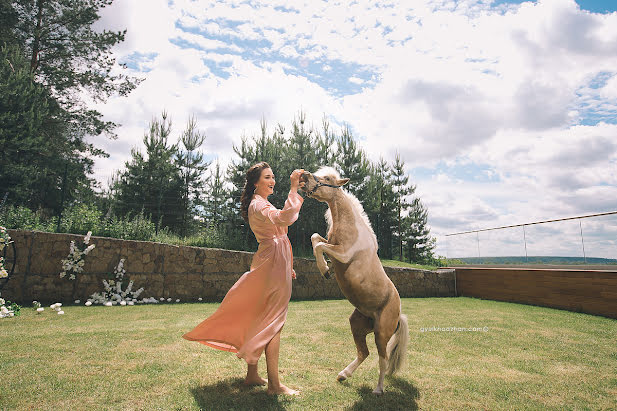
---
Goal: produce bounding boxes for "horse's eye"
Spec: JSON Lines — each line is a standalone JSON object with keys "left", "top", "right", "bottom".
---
{"left": 325, "top": 176, "right": 330, "bottom": 181}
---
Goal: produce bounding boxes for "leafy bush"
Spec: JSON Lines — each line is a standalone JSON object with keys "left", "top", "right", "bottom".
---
{"left": 2, "top": 204, "right": 312, "bottom": 256}
{"left": 0, "top": 294, "right": 21, "bottom": 318}
{"left": 0, "top": 205, "right": 47, "bottom": 231}
{"left": 425, "top": 256, "right": 465, "bottom": 267}
{"left": 56, "top": 204, "right": 103, "bottom": 235}
{"left": 99, "top": 211, "right": 156, "bottom": 241}
{"left": 1, "top": 203, "right": 157, "bottom": 242}
{"left": 152, "top": 224, "right": 247, "bottom": 250}
{"left": 200, "top": 224, "right": 249, "bottom": 250}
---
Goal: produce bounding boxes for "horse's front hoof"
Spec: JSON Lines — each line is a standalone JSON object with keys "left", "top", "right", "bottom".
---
{"left": 372, "top": 388, "right": 384, "bottom": 395}
{"left": 323, "top": 270, "right": 331, "bottom": 279}
{"left": 336, "top": 374, "right": 347, "bottom": 382}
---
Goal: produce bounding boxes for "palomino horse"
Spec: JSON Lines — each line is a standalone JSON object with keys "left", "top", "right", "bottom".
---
{"left": 300, "top": 167, "right": 409, "bottom": 395}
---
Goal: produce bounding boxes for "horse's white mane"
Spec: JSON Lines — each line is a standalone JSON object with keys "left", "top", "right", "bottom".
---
{"left": 314, "top": 166, "right": 341, "bottom": 179}
{"left": 318, "top": 167, "right": 378, "bottom": 247}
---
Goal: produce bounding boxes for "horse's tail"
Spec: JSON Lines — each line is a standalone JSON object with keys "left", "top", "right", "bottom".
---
{"left": 386, "top": 313, "right": 409, "bottom": 375}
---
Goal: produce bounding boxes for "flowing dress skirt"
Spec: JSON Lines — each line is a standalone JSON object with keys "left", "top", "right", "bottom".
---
{"left": 182, "top": 235, "right": 293, "bottom": 364}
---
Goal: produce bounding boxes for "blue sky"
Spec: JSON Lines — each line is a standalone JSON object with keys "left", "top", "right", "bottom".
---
{"left": 495, "top": 0, "right": 617, "bottom": 13}
{"left": 94, "top": 0, "right": 617, "bottom": 258}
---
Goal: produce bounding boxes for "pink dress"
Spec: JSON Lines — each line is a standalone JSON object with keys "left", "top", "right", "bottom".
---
{"left": 182, "top": 191, "right": 304, "bottom": 364}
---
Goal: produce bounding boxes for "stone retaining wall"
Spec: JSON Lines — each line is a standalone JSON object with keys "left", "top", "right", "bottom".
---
{"left": 1, "top": 230, "right": 455, "bottom": 304}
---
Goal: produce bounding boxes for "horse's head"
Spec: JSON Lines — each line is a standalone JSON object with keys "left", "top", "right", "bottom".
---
{"left": 300, "top": 167, "right": 349, "bottom": 201}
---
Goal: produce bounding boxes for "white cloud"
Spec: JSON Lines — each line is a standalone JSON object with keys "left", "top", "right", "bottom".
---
{"left": 600, "top": 75, "right": 617, "bottom": 99}
{"left": 173, "top": 32, "right": 243, "bottom": 53}
{"left": 279, "top": 45, "right": 299, "bottom": 59}
{"left": 349, "top": 76, "right": 364, "bottom": 85}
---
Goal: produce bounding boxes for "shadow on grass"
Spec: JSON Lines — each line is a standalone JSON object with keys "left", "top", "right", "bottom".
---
{"left": 346, "top": 376, "right": 419, "bottom": 411}
{"left": 190, "top": 377, "right": 288, "bottom": 410}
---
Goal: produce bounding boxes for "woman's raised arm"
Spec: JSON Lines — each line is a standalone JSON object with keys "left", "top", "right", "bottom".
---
{"left": 253, "top": 169, "right": 305, "bottom": 226}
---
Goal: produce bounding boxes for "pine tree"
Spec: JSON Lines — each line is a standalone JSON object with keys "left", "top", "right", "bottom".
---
{"left": 316, "top": 116, "right": 336, "bottom": 167}
{"left": 369, "top": 158, "right": 396, "bottom": 259}
{"left": 9, "top": 0, "right": 140, "bottom": 137}
{"left": 114, "top": 112, "right": 183, "bottom": 233}
{"left": 1, "top": 1, "right": 138, "bottom": 216}
{"left": 204, "top": 160, "right": 227, "bottom": 226}
{"left": 227, "top": 136, "right": 257, "bottom": 250}
{"left": 1, "top": 44, "right": 53, "bottom": 207}
{"left": 0, "top": 43, "right": 97, "bottom": 213}
{"left": 403, "top": 197, "right": 435, "bottom": 263}
{"left": 391, "top": 153, "right": 412, "bottom": 261}
{"left": 0, "top": 1, "right": 18, "bottom": 47}
{"left": 285, "top": 112, "right": 328, "bottom": 254}
{"left": 176, "top": 116, "right": 210, "bottom": 236}
{"left": 335, "top": 126, "right": 371, "bottom": 198}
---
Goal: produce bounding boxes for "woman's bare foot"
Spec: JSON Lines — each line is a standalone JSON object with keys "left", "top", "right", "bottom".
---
{"left": 267, "top": 384, "right": 299, "bottom": 395}
{"left": 243, "top": 376, "right": 267, "bottom": 386}
{"left": 244, "top": 363, "right": 266, "bottom": 386}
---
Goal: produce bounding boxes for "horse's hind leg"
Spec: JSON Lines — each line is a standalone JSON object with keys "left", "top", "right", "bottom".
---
{"left": 373, "top": 303, "right": 400, "bottom": 395}
{"left": 337, "top": 309, "right": 373, "bottom": 382}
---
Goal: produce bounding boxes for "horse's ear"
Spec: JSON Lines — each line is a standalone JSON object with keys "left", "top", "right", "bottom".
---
{"left": 337, "top": 178, "right": 350, "bottom": 186}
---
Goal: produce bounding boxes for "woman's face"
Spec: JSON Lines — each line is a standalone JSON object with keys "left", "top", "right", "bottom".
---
{"left": 255, "top": 167, "right": 275, "bottom": 197}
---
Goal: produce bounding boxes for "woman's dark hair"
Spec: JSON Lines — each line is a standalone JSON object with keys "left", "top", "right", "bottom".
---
{"left": 240, "top": 161, "right": 271, "bottom": 222}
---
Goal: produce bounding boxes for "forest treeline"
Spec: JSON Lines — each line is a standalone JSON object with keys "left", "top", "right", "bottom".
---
{"left": 2, "top": 107, "right": 437, "bottom": 262}
{"left": 110, "top": 111, "right": 435, "bottom": 261}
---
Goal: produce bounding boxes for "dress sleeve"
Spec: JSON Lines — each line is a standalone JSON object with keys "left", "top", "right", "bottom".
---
{"left": 254, "top": 191, "right": 304, "bottom": 227}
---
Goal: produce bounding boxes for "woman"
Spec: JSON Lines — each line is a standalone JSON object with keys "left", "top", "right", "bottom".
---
{"left": 183, "top": 162, "right": 305, "bottom": 395}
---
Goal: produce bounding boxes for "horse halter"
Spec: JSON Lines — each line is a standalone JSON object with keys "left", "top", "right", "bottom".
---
{"left": 304, "top": 173, "right": 344, "bottom": 197}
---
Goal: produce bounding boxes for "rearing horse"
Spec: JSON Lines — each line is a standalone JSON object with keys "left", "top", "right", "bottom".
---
{"left": 301, "top": 167, "right": 409, "bottom": 395}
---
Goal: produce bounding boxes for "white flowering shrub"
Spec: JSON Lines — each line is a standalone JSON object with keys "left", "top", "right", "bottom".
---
{"left": 50, "top": 303, "right": 65, "bottom": 315}
{"left": 0, "top": 292, "right": 20, "bottom": 318}
{"left": 33, "top": 301, "right": 44, "bottom": 314}
{"left": 0, "top": 258, "right": 7, "bottom": 279}
{"left": 0, "top": 226, "right": 12, "bottom": 278}
{"left": 55, "top": 231, "right": 160, "bottom": 306}
{"left": 60, "top": 231, "right": 95, "bottom": 280}
{"left": 88, "top": 258, "right": 156, "bottom": 306}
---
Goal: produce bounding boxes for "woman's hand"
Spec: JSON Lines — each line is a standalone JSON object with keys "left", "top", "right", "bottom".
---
{"left": 290, "top": 169, "right": 305, "bottom": 192}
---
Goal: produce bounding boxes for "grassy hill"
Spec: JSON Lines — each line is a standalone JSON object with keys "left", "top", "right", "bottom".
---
{"left": 455, "top": 256, "right": 617, "bottom": 265}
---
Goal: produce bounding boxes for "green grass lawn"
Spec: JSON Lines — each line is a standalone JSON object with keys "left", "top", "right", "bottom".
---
{"left": 1, "top": 298, "right": 616, "bottom": 410}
